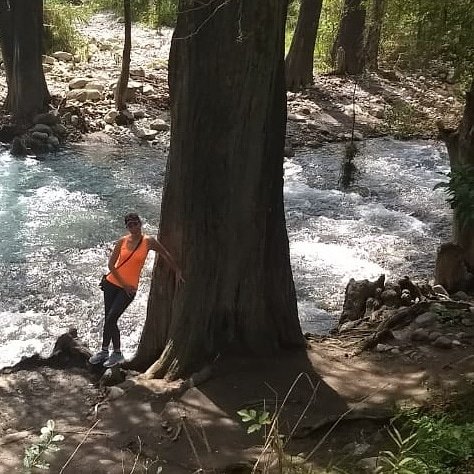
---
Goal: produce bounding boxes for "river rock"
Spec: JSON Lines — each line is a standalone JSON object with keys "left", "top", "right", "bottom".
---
{"left": 52, "top": 124, "right": 68, "bottom": 137}
{"left": 411, "top": 328, "right": 430, "bottom": 342}
{"left": 432, "top": 336, "right": 453, "bottom": 349}
{"left": 133, "top": 110, "right": 146, "bottom": 119}
{"left": 34, "top": 112, "right": 59, "bottom": 126}
{"left": 11, "top": 137, "right": 27, "bottom": 157}
{"left": 106, "top": 386, "right": 125, "bottom": 400}
{"left": 48, "top": 135, "right": 60, "bottom": 148}
{"left": 142, "top": 83, "right": 155, "bottom": 95}
{"left": 130, "top": 67, "right": 145, "bottom": 77}
{"left": 31, "top": 123, "right": 52, "bottom": 135}
{"left": 452, "top": 291, "right": 469, "bottom": 301}
{"left": 414, "top": 312, "right": 438, "bottom": 327}
{"left": 150, "top": 119, "right": 170, "bottom": 131}
{"left": 53, "top": 51, "right": 74, "bottom": 61}
{"left": 67, "top": 89, "right": 101, "bottom": 102}
{"left": 380, "top": 289, "right": 400, "bottom": 307}
{"left": 428, "top": 331, "right": 442, "bottom": 342}
{"left": 461, "top": 318, "right": 474, "bottom": 327}
{"left": 104, "top": 110, "right": 118, "bottom": 124}
{"left": 31, "top": 131, "right": 49, "bottom": 142}
{"left": 136, "top": 128, "right": 158, "bottom": 140}
{"left": 288, "top": 113, "right": 307, "bottom": 122}
{"left": 86, "top": 81, "right": 105, "bottom": 92}
{"left": 69, "top": 77, "right": 91, "bottom": 89}
{"left": 42, "top": 55, "right": 55, "bottom": 65}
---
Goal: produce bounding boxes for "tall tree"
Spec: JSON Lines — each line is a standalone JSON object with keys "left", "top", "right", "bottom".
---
{"left": 0, "top": 0, "right": 50, "bottom": 121}
{"left": 363, "top": 0, "right": 385, "bottom": 70}
{"left": 440, "top": 81, "right": 474, "bottom": 269}
{"left": 332, "top": 0, "right": 366, "bottom": 75}
{"left": 285, "top": 0, "right": 324, "bottom": 91}
{"left": 132, "top": 0, "right": 304, "bottom": 380}
{"left": 115, "top": 0, "right": 131, "bottom": 113}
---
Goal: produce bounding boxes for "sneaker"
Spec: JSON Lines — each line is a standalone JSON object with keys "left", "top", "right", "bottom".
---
{"left": 103, "top": 351, "right": 125, "bottom": 368}
{"left": 89, "top": 350, "right": 109, "bottom": 365}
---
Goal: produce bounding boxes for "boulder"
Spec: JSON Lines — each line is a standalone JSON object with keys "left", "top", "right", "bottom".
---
{"left": 104, "top": 110, "right": 119, "bottom": 124}
{"left": 33, "top": 112, "right": 60, "bottom": 126}
{"left": 31, "top": 131, "right": 49, "bottom": 142}
{"left": 31, "top": 123, "right": 52, "bottom": 135}
{"left": 414, "top": 312, "right": 438, "bottom": 327}
{"left": 150, "top": 119, "right": 170, "bottom": 131}
{"left": 432, "top": 336, "right": 453, "bottom": 349}
{"left": 52, "top": 51, "right": 74, "bottom": 61}
{"left": 86, "top": 81, "right": 105, "bottom": 92}
{"left": 136, "top": 128, "right": 158, "bottom": 140}
{"left": 42, "top": 55, "right": 56, "bottom": 65}
{"left": 69, "top": 77, "right": 91, "bottom": 89}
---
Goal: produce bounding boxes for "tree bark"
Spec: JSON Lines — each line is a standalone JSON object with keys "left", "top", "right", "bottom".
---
{"left": 0, "top": 0, "right": 50, "bottom": 121}
{"left": 438, "top": 82, "right": 474, "bottom": 270}
{"left": 285, "top": 0, "right": 323, "bottom": 91}
{"left": 115, "top": 0, "right": 131, "bottom": 111}
{"left": 363, "top": 0, "right": 385, "bottom": 70}
{"left": 332, "top": 0, "right": 366, "bottom": 75}
{"left": 132, "top": 0, "right": 304, "bottom": 380}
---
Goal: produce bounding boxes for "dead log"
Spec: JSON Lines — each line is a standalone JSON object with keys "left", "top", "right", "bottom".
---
{"left": 358, "top": 301, "right": 431, "bottom": 352}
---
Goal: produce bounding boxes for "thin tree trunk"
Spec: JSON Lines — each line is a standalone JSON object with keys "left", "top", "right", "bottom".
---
{"left": 0, "top": 0, "right": 50, "bottom": 121}
{"left": 115, "top": 0, "right": 131, "bottom": 111}
{"left": 0, "top": 0, "right": 14, "bottom": 110}
{"left": 132, "top": 0, "right": 303, "bottom": 379}
{"left": 285, "top": 0, "right": 323, "bottom": 91}
{"left": 332, "top": 0, "right": 366, "bottom": 75}
{"left": 363, "top": 0, "right": 385, "bottom": 70}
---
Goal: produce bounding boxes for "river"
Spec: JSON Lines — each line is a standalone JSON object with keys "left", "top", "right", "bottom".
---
{"left": 0, "top": 138, "right": 451, "bottom": 367}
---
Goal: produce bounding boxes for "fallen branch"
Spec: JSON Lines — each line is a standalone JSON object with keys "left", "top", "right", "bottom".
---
{"left": 294, "top": 407, "right": 393, "bottom": 439}
{"left": 358, "top": 301, "right": 431, "bottom": 352}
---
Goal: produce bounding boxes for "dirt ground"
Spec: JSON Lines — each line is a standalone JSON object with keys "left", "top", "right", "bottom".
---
{"left": 1, "top": 324, "right": 474, "bottom": 473}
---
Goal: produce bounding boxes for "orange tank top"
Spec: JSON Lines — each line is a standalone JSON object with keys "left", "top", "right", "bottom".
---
{"left": 106, "top": 236, "right": 148, "bottom": 289}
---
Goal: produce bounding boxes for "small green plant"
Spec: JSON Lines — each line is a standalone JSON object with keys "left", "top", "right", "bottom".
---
{"left": 378, "top": 425, "right": 426, "bottom": 473}
{"left": 23, "top": 420, "right": 64, "bottom": 471}
{"left": 377, "top": 405, "right": 474, "bottom": 474}
{"left": 434, "top": 165, "right": 474, "bottom": 229}
{"left": 237, "top": 408, "right": 271, "bottom": 434}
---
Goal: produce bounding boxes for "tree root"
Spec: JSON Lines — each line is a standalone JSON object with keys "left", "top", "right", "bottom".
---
{"left": 293, "top": 407, "right": 393, "bottom": 439}
{"left": 358, "top": 301, "right": 431, "bottom": 352}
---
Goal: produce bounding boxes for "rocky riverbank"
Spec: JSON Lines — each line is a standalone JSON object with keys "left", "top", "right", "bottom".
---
{"left": 0, "top": 12, "right": 465, "bottom": 157}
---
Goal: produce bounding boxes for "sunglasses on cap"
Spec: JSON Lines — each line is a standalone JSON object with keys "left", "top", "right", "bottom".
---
{"left": 126, "top": 220, "right": 141, "bottom": 227}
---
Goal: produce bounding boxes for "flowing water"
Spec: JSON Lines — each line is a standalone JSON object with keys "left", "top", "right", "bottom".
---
{"left": 0, "top": 138, "right": 451, "bottom": 367}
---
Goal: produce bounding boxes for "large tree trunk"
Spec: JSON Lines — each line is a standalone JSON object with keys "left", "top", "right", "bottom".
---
{"left": 452, "top": 81, "right": 474, "bottom": 269}
{"left": 114, "top": 0, "right": 131, "bottom": 111}
{"left": 0, "top": 0, "right": 50, "bottom": 121}
{"left": 285, "top": 0, "right": 323, "bottom": 91}
{"left": 439, "top": 81, "right": 474, "bottom": 270}
{"left": 332, "top": 0, "right": 366, "bottom": 75}
{"left": 132, "top": 0, "right": 304, "bottom": 380}
{"left": 363, "top": 0, "right": 385, "bottom": 70}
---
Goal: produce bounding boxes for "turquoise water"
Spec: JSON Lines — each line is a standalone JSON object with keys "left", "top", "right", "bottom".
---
{"left": 0, "top": 138, "right": 451, "bottom": 367}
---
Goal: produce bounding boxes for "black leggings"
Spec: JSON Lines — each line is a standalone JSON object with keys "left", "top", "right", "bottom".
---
{"left": 101, "top": 280, "right": 135, "bottom": 351}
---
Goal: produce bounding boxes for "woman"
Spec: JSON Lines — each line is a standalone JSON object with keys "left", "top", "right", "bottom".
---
{"left": 89, "top": 213, "right": 183, "bottom": 368}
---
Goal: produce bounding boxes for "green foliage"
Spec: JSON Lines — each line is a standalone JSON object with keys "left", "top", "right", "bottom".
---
{"left": 434, "top": 165, "right": 474, "bottom": 229}
{"left": 378, "top": 426, "right": 427, "bottom": 473}
{"left": 90, "top": 0, "right": 177, "bottom": 27}
{"left": 314, "top": 0, "right": 343, "bottom": 72}
{"left": 23, "top": 420, "right": 64, "bottom": 471}
{"left": 44, "top": 0, "right": 91, "bottom": 58}
{"left": 237, "top": 408, "right": 271, "bottom": 434}
{"left": 378, "top": 407, "right": 474, "bottom": 474}
{"left": 380, "top": 0, "right": 474, "bottom": 81}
